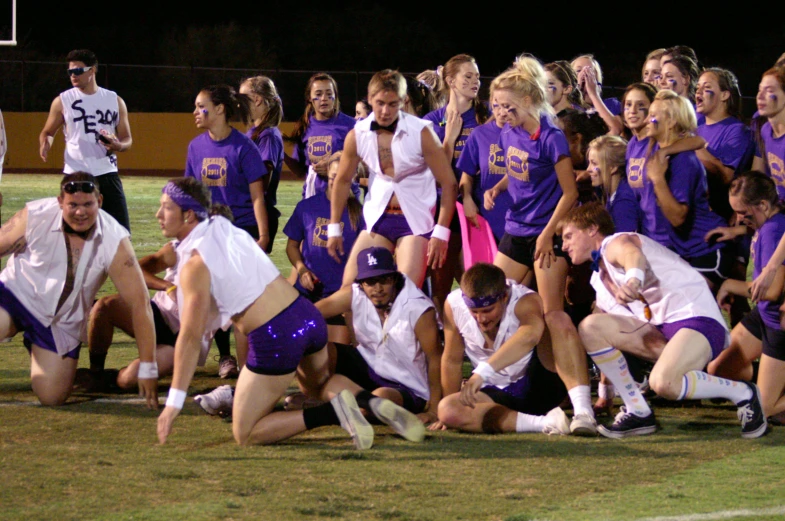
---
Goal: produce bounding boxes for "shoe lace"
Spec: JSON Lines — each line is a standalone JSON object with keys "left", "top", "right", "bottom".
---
{"left": 613, "top": 406, "right": 632, "bottom": 424}
{"left": 737, "top": 403, "right": 753, "bottom": 427}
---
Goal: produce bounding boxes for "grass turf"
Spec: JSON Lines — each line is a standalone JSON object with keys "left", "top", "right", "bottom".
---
{"left": 0, "top": 174, "right": 783, "bottom": 521}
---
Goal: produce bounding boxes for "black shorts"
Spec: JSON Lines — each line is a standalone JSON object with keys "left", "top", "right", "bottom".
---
{"left": 95, "top": 173, "right": 130, "bottom": 232}
{"left": 498, "top": 233, "right": 568, "bottom": 269}
{"left": 686, "top": 246, "right": 734, "bottom": 287}
{"left": 740, "top": 306, "right": 785, "bottom": 362}
{"left": 151, "top": 301, "right": 178, "bottom": 347}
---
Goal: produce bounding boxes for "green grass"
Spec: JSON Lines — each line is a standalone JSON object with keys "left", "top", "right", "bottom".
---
{"left": 0, "top": 174, "right": 784, "bottom": 521}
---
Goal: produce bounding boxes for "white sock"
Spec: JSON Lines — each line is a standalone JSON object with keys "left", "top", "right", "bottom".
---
{"left": 678, "top": 371, "right": 753, "bottom": 404}
{"left": 515, "top": 412, "right": 545, "bottom": 433}
{"left": 568, "top": 385, "right": 594, "bottom": 418}
{"left": 598, "top": 382, "right": 615, "bottom": 400}
{"left": 589, "top": 347, "right": 651, "bottom": 418}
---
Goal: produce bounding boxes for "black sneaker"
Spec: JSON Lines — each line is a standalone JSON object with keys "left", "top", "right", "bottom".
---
{"left": 737, "top": 382, "right": 768, "bottom": 439}
{"left": 597, "top": 406, "right": 657, "bottom": 439}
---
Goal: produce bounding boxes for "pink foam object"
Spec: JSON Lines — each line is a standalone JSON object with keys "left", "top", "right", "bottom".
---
{"left": 455, "top": 202, "right": 498, "bottom": 271}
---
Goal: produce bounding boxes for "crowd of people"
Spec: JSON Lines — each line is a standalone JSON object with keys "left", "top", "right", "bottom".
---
{"left": 2, "top": 45, "right": 783, "bottom": 446}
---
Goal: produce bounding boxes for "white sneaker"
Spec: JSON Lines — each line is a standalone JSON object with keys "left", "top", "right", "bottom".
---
{"left": 331, "top": 390, "right": 374, "bottom": 450}
{"left": 541, "top": 407, "right": 570, "bottom": 435}
{"left": 217, "top": 356, "right": 239, "bottom": 379}
{"left": 194, "top": 385, "right": 234, "bottom": 416}
{"left": 369, "top": 397, "right": 425, "bottom": 442}
{"left": 570, "top": 412, "right": 598, "bottom": 436}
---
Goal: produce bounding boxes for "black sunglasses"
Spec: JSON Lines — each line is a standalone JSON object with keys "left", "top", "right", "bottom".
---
{"left": 63, "top": 181, "right": 96, "bottom": 194}
{"left": 67, "top": 66, "right": 92, "bottom": 77}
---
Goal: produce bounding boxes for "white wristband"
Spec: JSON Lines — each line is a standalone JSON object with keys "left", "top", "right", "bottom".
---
{"left": 138, "top": 361, "right": 159, "bottom": 379}
{"left": 327, "top": 223, "right": 342, "bottom": 238}
{"left": 472, "top": 362, "right": 496, "bottom": 382}
{"left": 623, "top": 268, "right": 645, "bottom": 285}
{"left": 431, "top": 224, "right": 450, "bottom": 242}
{"left": 165, "top": 388, "right": 187, "bottom": 409}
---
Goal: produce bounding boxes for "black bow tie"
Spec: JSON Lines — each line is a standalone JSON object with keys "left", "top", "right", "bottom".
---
{"left": 370, "top": 119, "right": 398, "bottom": 133}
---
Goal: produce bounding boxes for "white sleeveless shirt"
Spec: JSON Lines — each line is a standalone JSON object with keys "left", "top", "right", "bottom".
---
{"left": 350, "top": 274, "right": 434, "bottom": 400}
{"left": 354, "top": 111, "right": 437, "bottom": 235}
{"left": 0, "top": 198, "right": 128, "bottom": 355}
{"left": 446, "top": 281, "right": 536, "bottom": 389}
{"left": 60, "top": 87, "right": 120, "bottom": 175}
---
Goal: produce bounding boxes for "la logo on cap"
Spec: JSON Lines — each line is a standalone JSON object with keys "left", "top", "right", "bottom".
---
{"left": 367, "top": 253, "right": 378, "bottom": 266}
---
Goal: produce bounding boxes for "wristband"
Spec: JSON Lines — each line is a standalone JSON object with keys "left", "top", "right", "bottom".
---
{"left": 472, "top": 362, "right": 496, "bottom": 382}
{"left": 431, "top": 224, "right": 450, "bottom": 242}
{"left": 327, "top": 223, "right": 342, "bottom": 238}
{"left": 138, "top": 361, "right": 159, "bottom": 379}
{"left": 623, "top": 268, "right": 645, "bottom": 285}
{"left": 165, "top": 388, "right": 187, "bottom": 409}
{"left": 165, "top": 285, "right": 177, "bottom": 295}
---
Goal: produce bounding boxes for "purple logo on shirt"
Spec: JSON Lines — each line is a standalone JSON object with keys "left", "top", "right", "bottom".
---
{"left": 767, "top": 152, "right": 785, "bottom": 187}
{"left": 506, "top": 146, "right": 530, "bottom": 182}
{"left": 200, "top": 158, "right": 228, "bottom": 187}
{"left": 307, "top": 135, "right": 333, "bottom": 164}
{"left": 628, "top": 158, "right": 646, "bottom": 188}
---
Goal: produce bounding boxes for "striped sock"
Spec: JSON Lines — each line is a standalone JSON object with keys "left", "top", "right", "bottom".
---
{"left": 678, "top": 371, "right": 753, "bottom": 404}
{"left": 589, "top": 347, "right": 651, "bottom": 418}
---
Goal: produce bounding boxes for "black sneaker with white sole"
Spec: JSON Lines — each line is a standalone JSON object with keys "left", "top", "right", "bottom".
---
{"left": 597, "top": 406, "right": 657, "bottom": 439}
{"left": 737, "top": 382, "right": 768, "bottom": 439}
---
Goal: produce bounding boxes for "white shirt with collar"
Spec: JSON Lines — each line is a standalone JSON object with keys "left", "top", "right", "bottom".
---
{"left": 354, "top": 111, "right": 438, "bottom": 235}
{"left": 0, "top": 197, "right": 129, "bottom": 355}
{"left": 350, "top": 274, "right": 434, "bottom": 400}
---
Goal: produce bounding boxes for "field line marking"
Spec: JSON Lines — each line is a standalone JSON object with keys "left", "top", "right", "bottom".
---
{"left": 0, "top": 397, "right": 165, "bottom": 406}
{"left": 630, "top": 505, "right": 785, "bottom": 521}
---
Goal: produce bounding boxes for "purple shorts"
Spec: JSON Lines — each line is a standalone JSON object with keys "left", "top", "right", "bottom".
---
{"left": 334, "top": 342, "right": 426, "bottom": 413}
{"left": 370, "top": 211, "right": 430, "bottom": 243}
{"left": 245, "top": 296, "right": 328, "bottom": 375}
{"left": 657, "top": 316, "right": 727, "bottom": 360}
{"left": 0, "top": 282, "right": 79, "bottom": 359}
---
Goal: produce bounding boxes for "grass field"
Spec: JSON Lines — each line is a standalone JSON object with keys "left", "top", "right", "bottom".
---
{"left": 0, "top": 174, "right": 784, "bottom": 521}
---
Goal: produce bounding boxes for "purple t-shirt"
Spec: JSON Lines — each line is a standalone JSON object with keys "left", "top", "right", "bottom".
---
{"left": 626, "top": 135, "right": 673, "bottom": 248}
{"left": 603, "top": 97, "right": 621, "bottom": 117}
{"left": 751, "top": 212, "right": 785, "bottom": 330}
{"left": 292, "top": 112, "right": 356, "bottom": 195}
{"left": 424, "top": 106, "right": 481, "bottom": 180}
{"left": 755, "top": 121, "right": 785, "bottom": 201}
{"left": 246, "top": 126, "right": 283, "bottom": 208}
{"left": 607, "top": 177, "right": 641, "bottom": 234}
{"left": 500, "top": 114, "right": 570, "bottom": 237}
{"left": 455, "top": 120, "right": 512, "bottom": 241}
{"left": 184, "top": 129, "right": 266, "bottom": 228}
{"left": 283, "top": 192, "right": 364, "bottom": 299}
{"left": 696, "top": 117, "right": 755, "bottom": 220}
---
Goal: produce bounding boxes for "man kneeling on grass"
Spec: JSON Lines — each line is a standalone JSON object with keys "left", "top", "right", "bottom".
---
{"left": 435, "top": 263, "right": 571, "bottom": 435}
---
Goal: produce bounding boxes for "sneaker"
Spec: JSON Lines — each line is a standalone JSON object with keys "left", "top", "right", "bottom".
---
{"left": 737, "top": 382, "right": 768, "bottom": 439}
{"left": 597, "top": 406, "right": 657, "bottom": 439}
{"left": 570, "top": 412, "right": 598, "bottom": 436}
{"left": 217, "top": 356, "right": 239, "bottom": 379}
{"left": 283, "top": 392, "right": 325, "bottom": 411}
{"left": 542, "top": 407, "right": 570, "bottom": 435}
{"left": 194, "top": 385, "right": 234, "bottom": 417}
{"left": 369, "top": 397, "right": 425, "bottom": 442}
{"left": 331, "top": 390, "right": 374, "bottom": 450}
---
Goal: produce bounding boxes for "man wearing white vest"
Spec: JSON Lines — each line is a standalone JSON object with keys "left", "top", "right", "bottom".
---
{"left": 314, "top": 246, "right": 442, "bottom": 434}
{"left": 0, "top": 173, "right": 156, "bottom": 407}
{"left": 436, "top": 263, "right": 571, "bottom": 435}
{"left": 39, "top": 49, "right": 132, "bottom": 231}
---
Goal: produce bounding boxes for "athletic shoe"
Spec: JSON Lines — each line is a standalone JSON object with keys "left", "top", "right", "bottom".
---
{"left": 541, "top": 407, "right": 570, "bottom": 435}
{"left": 194, "top": 385, "right": 234, "bottom": 417}
{"left": 331, "top": 390, "right": 374, "bottom": 450}
{"left": 283, "top": 392, "right": 325, "bottom": 411}
{"left": 369, "top": 397, "right": 425, "bottom": 442}
{"left": 597, "top": 406, "right": 657, "bottom": 439}
{"left": 217, "top": 356, "right": 239, "bottom": 379}
{"left": 570, "top": 413, "right": 598, "bottom": 436}
{"left": 737, "top": 382, "right": 768, "bottom": 439}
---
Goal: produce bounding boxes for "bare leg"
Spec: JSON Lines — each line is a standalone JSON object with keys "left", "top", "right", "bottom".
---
{"left": 117, "top": 345, "right": 175, "bottom": 389}
{"left": 707, "top": 323, "right": 761, "bottom": 382}
{"left": 493, "top": 252, "right": 530, "bottom": 284}
{"left": 437, "top": 392, "right": 517, "bottom": 433}
{"left": 87, "top": 294, "right": 135, "bottom": 370}
{"left": 341, "top": 231, "right": 395, "bottom": 287}
{"left": 30, "top": 345, "right": 78, "bottom": 406}
{"left": 757, "top": 355, "right": 785, "bottom": 417}
{"left": 648, "top": 329, "right": 713, "bottom": 400}
{"left": 429, "top": 230, "right": 463, "bottom": 313}
{"left": 395, "top": 235, "right": 429, "bottom": 288}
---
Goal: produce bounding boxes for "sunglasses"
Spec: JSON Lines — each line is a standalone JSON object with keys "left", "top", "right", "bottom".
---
{"left": 360, "top": 274, "right": 394, "bottom": 287}
{"left": 67, "top": 66, "right": 92, "bottom": 77}
{"left": 63, "top": 181, "right": 96, "bottom": 194}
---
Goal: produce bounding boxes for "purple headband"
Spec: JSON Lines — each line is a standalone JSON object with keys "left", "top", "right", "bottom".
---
{"left": 162, "top": 183, "right": 208, "bottom": 220}
{"left": 462, "top": 289, "right": 507, "bottom": 309}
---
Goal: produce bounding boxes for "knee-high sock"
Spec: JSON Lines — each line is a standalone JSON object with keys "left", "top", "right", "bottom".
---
{"left": 589, "top": 347, "right": 651, "bottom": 418}
{"left": 678, "top": 371, "right": 752, "bottom": 404}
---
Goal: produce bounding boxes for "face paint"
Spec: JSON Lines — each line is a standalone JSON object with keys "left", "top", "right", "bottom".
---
{"left": 549, "top": 85, "right": 557, "bottom": 92}
{"left": 703, "top": 89, "right": 714, "bottom": 97}
{"left": 770, "top": 94, "right": 778, "bottom": 101}
{"left": 668, "top": 79, "right": 677, "bottom": 88}
{"left": 649, "top": 117, "right": 658, "bottom": 126}
{"left": 201, "top": 109, "right": 208, "bottom": 115}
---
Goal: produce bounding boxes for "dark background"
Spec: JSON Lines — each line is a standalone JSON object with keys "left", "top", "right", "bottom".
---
{"left": 2, "top": 2, "right": 783, "bottom": 118}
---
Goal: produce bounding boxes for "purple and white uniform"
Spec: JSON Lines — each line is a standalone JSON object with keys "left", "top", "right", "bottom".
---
{"left": 755, "top": 121, "right": 785, "bottom": 201}
{"left": 291, "top": 112, "right": 357, "bottom": 198}
{"left": 424, "top": 106, "right": 480, "bottom": 181}
{"left": 283, "top": 192, "right": 364, "bottom": 300}
{"left": 501, "top": 114, "right": 570, "bottom": 237}
{"left": 455, "top": 119, "right": 513, "bottom": 240}
{"left": 184, "top": 129, "right": 267, "bottom": 228}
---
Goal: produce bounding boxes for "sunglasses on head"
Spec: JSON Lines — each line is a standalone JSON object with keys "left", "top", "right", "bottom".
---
{"left": 67, "top": 66, "right": 92, "bottom": 77}
{"left": 63, "top": 181, "right": 96, "bottom": 194}
{"left": 360, "top": 274, "right": 394, "bottom": 286}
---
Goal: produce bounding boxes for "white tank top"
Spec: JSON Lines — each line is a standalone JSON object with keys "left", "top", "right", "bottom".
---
{"left": 446, "top": 281, "right": 535, "bottom": 389}
{"left": 594, "top": 233, "right": 728, "bottom": 329}
{"left": 350, "top": 274, "right": 434, "bottom": 400}
{"left": 60, "top": 87, "right": 120, "bottom": 175}
{"left": 354, "top": 111, "right": 437, "bottom": 235}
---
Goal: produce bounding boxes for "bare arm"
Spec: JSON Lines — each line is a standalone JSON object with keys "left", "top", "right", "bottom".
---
{"left": 0, "top": 207, "right": 28, "bottom": 257}
{"left": 580, "top": 68, "right": 623, "bottom": 136}
{"left": 422, "top": 126, "right": 457, "bottom": 269}
{"left": 459, "top": 173, "right": 479, "bottom": 228}
{"left": 535, "top": 157, "right": 578, "bottom": 268}
{"left": 414, "top": 308, "right": 443, "bottom": 423}
{"left": 695, "top": 148, "right": 735, "bottom": 185}
{"left": 752, "top": 156, "right": 766, "bottom": 172}
{"left": 138, "top": 242, "right": 177, "bottom": 292}
{"left": 327, "top": 130, "right": 360, "bottom": 262}
{"left": 39, "top": 97, "right": 65, "bottom": 162}
{"left": 315, "top": 285, "right": 353, "bottom": 319}
{"left": 249, "top": 178, "right": 270, "bottom": 251}
{"left": 441, "top": 301, "right": 466, "bottom": 398}
{"left": 108, "top": 237, "right": 157, "bottom": 409}
{"left": 645, "top": 153, "right": 688, "bottom": 227}
{"left": 603, "top": 234, "right": 648, "bottom": 303}
{"left": 286, "top": 238, "right": 316, "bottom": 291}
{"left": 284, "top": 153, "right": 308, "bottom": 178}
{"left": 485, "top": 294, "right": 544, "bottom": 371}
{"left": 752, "top": 233, "right": 785, "bottom": 301}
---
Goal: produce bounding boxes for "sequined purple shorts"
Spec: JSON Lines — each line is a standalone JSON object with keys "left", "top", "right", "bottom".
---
{"left": 245, "top": 296, "right": 327, "bottom": 375}
{"left": 370, "top": 211, "right": 430, "bottom": 243}
{"left": 656, "top": 317, "right": 727, "bottom": 360}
